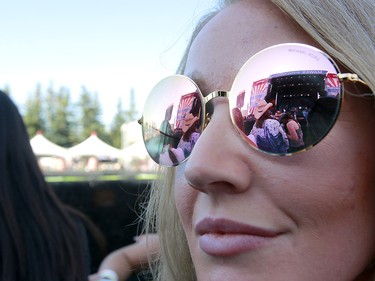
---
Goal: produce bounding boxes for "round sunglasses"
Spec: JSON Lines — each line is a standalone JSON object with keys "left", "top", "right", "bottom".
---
{"left": 139, "top": 43, "right": 368, "bottom": 167}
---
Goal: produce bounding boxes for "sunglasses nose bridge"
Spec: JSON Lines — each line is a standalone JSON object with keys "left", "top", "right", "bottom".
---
{"left": 203, "top": 91, "right": 229, "bottom": 103}
{"left": 202, "top": 90, "right": 229, "bottom": 129}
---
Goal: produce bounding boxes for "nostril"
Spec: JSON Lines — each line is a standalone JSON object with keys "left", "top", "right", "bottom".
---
{"left": 184, "top": 155, "right": 254, "bottom": 195}
{"left": 184, "top": 167, "right": 207, "bottom": 192}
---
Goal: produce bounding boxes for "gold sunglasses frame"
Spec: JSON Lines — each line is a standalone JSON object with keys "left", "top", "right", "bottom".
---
{"left": 139, "top": 43, "right": 369, "bottom": 166}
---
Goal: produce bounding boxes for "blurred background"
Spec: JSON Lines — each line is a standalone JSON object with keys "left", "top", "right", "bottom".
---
{"left": 0, "top": 0, "right": 215, "bottom": 176}
{"left": 0, "top": 1, "right": 216, "bottom": 278}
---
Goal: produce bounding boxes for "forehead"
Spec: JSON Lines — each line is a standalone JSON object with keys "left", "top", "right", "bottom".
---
{"left": 184, "top": 0, "right": 317, "bottom": 93}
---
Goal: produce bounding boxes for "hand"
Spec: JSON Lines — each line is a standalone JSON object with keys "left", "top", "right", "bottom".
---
{"left": 88, "top": 234, "right": 159, "bottom": 281}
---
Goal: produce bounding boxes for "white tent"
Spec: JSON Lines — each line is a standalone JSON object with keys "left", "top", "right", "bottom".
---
{"left": 68, "top": 132, "right": 122, "bottom": 160}
{"left": 121, "top": 122, "right": 154, "bottom": 171}
{"left": 30, "top": 132, "right": 70, "bottom": 159}
{"left": 122, "top": 140, "right": 154, "bottom": 171}
{"left": 121, "top": 121, "right": 140, "bottom": 148}
{"left": 30, "top": 132, "right": 71, "bottom": 171}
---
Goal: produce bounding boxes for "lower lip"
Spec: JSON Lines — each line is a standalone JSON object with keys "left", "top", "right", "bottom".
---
{"left": 199, "top": 233, "right": 274, "bottom": 256}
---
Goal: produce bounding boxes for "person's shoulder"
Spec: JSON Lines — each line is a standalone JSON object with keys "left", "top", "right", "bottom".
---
{"left": 266, "top": 119, "right": 279, "bottom": 125}
{"left": 191, "top": 131, "right": 200, "bottom": 141}
{"left": 287, "top": 120, "right": 298, "bottom": 128}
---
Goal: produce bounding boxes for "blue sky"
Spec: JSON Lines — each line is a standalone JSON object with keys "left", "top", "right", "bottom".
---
{"left": 0, "top": 0, "right": 215, "bottom": 125}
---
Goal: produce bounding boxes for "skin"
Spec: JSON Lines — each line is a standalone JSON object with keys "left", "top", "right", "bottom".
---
{"left": 182, "top": 112, "right": 199, "bottom": 133}
{"left": 286, "top": 119, "right": 299, "bottom": 141}
{"left": 173, "top": 1, "right": 375, "bottom": 280}
{"left": 89, "top": 234, "right": 159, "bottom": 281}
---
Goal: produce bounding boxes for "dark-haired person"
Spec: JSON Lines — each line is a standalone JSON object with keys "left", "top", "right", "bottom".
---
{"left": 0, "top": 91, "right": 104, "bottom": 281}
{"left": 279, "top": 111, "right": 304, "bottom": 152}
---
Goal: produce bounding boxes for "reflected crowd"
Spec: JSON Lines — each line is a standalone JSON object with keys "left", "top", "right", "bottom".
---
{"left": 143, "top": 70, "right": 341, "bottom": 164}
{"left": 158, "top": 93, "right": 202, "bottom": 166}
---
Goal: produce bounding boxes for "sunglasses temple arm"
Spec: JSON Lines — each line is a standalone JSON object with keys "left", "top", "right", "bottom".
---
{"left": 157, "top": 129, "right": 180, "bottom": 140}
{"left": 138, "top": 117, "right": 180, "bottom": 140}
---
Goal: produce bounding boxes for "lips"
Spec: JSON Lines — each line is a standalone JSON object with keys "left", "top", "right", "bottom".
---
{"left": 195, "top": 218, "right": 280, "bottom": 256}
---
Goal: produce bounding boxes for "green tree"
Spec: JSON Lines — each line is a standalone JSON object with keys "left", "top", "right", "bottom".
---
{"left": 44, "top": 85, "right": 77, "bottom": 147}
{"left": 23, "top": 83, "right": 46, "bottom": 138}
{"left": 77, "top": 86, "right": 106, "bottom": 140}
{"left": 109, "top": 98, "right": 127, "bottom": 148}
{"left": 124, "top": 88, "right": 138, "bottom": 122}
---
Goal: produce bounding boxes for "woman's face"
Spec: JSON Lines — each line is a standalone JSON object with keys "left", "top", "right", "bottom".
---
{"left": 174, "top": 1, "right": 375, "bottom": 280}
{"left": 182, "top": 112, "right": 198, "bottom": 133}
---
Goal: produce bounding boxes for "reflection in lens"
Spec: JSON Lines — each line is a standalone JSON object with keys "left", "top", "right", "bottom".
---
{"left": 229, "top": 43, "right": 342, "bottom": 155}
{"left": 141, "top": 75, "right": 203, "bottom": 166}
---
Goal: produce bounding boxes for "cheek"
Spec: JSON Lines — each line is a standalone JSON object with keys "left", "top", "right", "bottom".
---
{"left": 174, "top": 165, "right": 196, "bottom": 231}
{"left": 336, "top": 98, "right": 375, "bottom": 206}
{"left": 286, "top": 109, "right": 375, "bottom": 258}
{"left": 266, "top": 100, "right": 375, "bottom": 235}
{"left": 299, "top": 132, "right": 375, "bottom": 226}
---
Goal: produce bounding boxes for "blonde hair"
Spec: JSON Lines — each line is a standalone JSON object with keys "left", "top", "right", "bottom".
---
{"left": 144, "top": 1, "right": 375, "bottom": 281}
{"left": 272, "top": 0, "right": 375, "bottom": 92}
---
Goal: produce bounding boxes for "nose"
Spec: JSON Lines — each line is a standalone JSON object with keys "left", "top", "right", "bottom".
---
{"left": 184, "top": 98, "right": 254, "bottom": 194}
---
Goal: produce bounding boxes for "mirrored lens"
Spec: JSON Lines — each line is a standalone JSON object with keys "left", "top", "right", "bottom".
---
{"left": 229, "top": 43, "right": 342, "bottom": 155}
{"left": 141, "top": 75, "right": 203, "bottom": 166}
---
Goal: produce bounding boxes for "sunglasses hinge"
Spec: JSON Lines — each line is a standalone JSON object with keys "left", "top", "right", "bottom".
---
{"left": 338, "top": 73, "right": 366, "bottom": 85}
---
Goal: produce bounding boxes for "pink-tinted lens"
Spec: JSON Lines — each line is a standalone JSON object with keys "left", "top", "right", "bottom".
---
{"left": 141, "top": 75, "right": 203, "bottom": 166}
{"left": 229, "top": 43, "right": 342, "bottom": 155}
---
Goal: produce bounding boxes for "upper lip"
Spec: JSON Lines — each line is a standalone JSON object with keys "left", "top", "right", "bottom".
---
{"left": 195, "top": 217, "right": 280, "bottom": 237}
